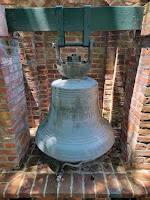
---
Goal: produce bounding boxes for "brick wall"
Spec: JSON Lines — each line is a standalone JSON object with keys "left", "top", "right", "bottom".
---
{"left": 0, "top": 38, "right": 30, "bottom": 168}
{"left": 102, "top": 31, "right": 133, "bottom": 128}
{"left": 0, "top": 5, "right": 30, "bottom": 168}
{"left": 121, "top": 2, "right": 150, "bottom": 169}
{"left": 19, "top": 32, "right": 42, "bottom": 128}
{"left": 0, "top": 5, "right": 8, "bottom": 36}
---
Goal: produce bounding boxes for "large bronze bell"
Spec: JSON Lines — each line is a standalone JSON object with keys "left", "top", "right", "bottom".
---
{"left": 35, "top": 41, "right": 115, "bottom": 163}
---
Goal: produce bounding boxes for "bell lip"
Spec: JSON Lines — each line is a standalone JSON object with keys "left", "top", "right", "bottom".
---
{"left": 35, "top": 130, "right": 115, "bottom": 163}
{"left": 35, "top": 139, "right": 115, "bottom": 163}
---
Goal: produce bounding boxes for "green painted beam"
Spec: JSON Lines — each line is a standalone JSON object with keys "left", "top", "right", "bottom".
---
{"left": 6, "top": 6, "right": 144, "bottom": 32}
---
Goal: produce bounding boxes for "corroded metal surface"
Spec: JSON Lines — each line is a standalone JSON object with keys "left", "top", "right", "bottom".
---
{"left": 35, "top": 77, "right": 115, "bottom": 162}
{"left": 55, "top": 40, "right": 93, "bottom": 79}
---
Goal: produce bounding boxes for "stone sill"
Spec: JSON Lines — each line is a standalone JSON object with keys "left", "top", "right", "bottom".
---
{"left": 0, "top": 141, "right": 150, "bottom": 200}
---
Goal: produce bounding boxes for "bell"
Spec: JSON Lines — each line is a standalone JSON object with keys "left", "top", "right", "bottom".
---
{"left": 35, "top": 41, "right": 115, "bottom": 163}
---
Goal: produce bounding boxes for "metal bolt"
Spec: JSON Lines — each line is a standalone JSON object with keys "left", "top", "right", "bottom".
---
{"left": 52, "top": 43, "right": 56, "bottom": 48}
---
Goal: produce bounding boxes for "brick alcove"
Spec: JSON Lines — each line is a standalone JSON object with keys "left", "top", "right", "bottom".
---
{"left": 0, "top": 0, "right": 150, "bottom": 199}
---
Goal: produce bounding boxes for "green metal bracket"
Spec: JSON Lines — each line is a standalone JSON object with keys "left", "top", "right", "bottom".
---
{"left": 56, "top": 6, "right": 65, "bottom": 47}
{"left": 83, "top": 5, "right": 91, "bottom": 47}
{"left": 56, "top": 5, "right": 92, "bottom": 47}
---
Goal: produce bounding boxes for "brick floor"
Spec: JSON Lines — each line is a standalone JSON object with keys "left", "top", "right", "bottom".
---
{"left": 0, "top": 132, "right": 150, "bottom": 199}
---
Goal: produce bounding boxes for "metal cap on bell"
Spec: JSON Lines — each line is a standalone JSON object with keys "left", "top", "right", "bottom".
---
{"left": 35, "top": 40, "right": 115, "bottom": 163}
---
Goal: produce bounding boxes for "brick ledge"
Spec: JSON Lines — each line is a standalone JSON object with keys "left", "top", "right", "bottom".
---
{"left": 0, "top": 171, "right": 150, "bottom": 199}
{"left": 0, "top": 143, "right": 150, "bottom": 199}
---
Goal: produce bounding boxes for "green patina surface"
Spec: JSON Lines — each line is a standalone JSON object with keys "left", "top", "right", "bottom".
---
{"left": 5, "top": 7, "right": 144, "bottom": 32}
{"left": 5, "top": 6, "right": 144, "bottom": 46}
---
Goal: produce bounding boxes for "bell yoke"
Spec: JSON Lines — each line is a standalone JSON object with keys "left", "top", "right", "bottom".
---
{"left": 35, "top": 39, "right": 115, "bottom": 163}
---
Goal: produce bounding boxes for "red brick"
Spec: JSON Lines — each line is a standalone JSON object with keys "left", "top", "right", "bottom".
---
{"left": 7, "top": 156, "right": 18, "bottom": 161}
{"left": 135, "top": 150, "right": 150, "bottom": 156}
{"left": 142, "top": 57, "right": 150, "bottom": 66}
{"left": 146, "top": 158, "right": 150, "bottom": 163}
{"left": 129, "top": 171, "right": 150, "bottom": 181}
{"left": 34, "top": 35, "right": 43, "bottom": 41}
{"left": 134, "top": 117, "right": 142, "bottom": 127}
{"left": 116, "top": 174, "right": 133, "bottom": 198}
{"left": 143, "top": 97, "right": 150, "bottom": 104}
{"left": 132, "top": 163, "right": 150, "bottom": 170}
{"left": 138, "top": 136, "right": 150, "bottom": 143}
{"left": 0, "top": 155, "right": 6, "bottom": 161}
{"left": 134, "top": 157, "right": 144, "bottom": 163}
{"left": 135, "top": 143, "right": 147, "bottom": 150}
{"left": 26, "top": 55, "right": 34, "bottom": 60}
{"left": 143, "top": 182, "right": 150, "bottom": 197}
{"left": 23, "top": 36, "right": 32, "bottom": 42}
{"left": 94, "top": 173, "right": 108, "bottom": 198}
{"left": 0, "top": 163, "right": 17, "bottom": 168}
{"left": 45, "top": 174, "right": 58, "bottom": 198}
{"left": 19, "top": 0, "right": 30, "bottom": 5}
{"left": 138, "top": 129, "right": 150, "bottom": 135}
{"left": 0, "top": 172, "right": 22, "bottom": 183}
{"left": 59, "top": 173, "right": 71, "bottom": 198}
{"left": 36, "top": 54, "right": 45, "bottom": 60}
{"left": 142, "top": 26, "right": 150, "bottom": 36}
{"left": 0, "top": 149, "right": 17, "bottom": 156}
{"left": 0, "top": 86, "right": 12, "bottom": 96}
{"left": 106, "top": 174, "right": 121, "bottom": 197}
{"left": 24, "top": 49, "right": 34, "bottom": 54}
{"left": 145, "top": 13, "right": 150, "bottom": 25}
{"left": 142, "top": 67, "right": 150, "bottom": 77}
{"left": 35, "top": 48, "right": 44, "bottom": 53}
{"left": 35, "top": 43, "right": 44, "bottom": 48}
{"left": 141, "top": 48, "right": 146, "bottom": 55}
{"left": 32, "top": 173, "right": 47, "bottom": 198}
{"left": 146, "top": 48, "right": 150, "bottom": 56}
{"left": 4, "top": 143, "right": 16, "bottom": 148}
{"left": 141, "top": 105, "right": 150, "bottom": 113}
{"left": 61, "top": 48, "right": 76, "bottom": 54}
{"left": 0, "top": 0, "right": 17, "bottom": 4}
{"left": 72, "top": 174, "right": 83, "bottom": 198}
{"left": 140, "top": 113, "right": 150, "bottom": 121}
{"left": 0, "top": 112, "right": 11, "bottom": 120}
{"left": 84, "top": 174, "right": 95, "bottom": 198}
{"left": 5, "top": 173, "right": 24, "bottom": 198}
{"left": 0, "top": 47, "right": 7, "bottom": 57}
{"left": 20, "top": 132, "right": 28, "bottom": 146}
{"left": 0, "top": 183, "right": 7, "bottom": 198}
{"left": 143, "top": 87, "right": 150, "bottom": 96}
{"left": 19, "top": 173, "right": 35, "bottom": 198}
{"left": 127, "top": 174, "right": 146, "bottom": 196}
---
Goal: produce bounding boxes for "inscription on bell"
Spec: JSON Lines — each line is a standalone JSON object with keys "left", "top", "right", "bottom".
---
{"left": 52, "top": 89, "right": 97, "bottom": 124}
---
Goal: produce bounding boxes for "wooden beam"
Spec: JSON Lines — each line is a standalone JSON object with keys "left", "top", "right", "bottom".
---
{"left": 5, "top": 7, "right": 144, "bottom": 32}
